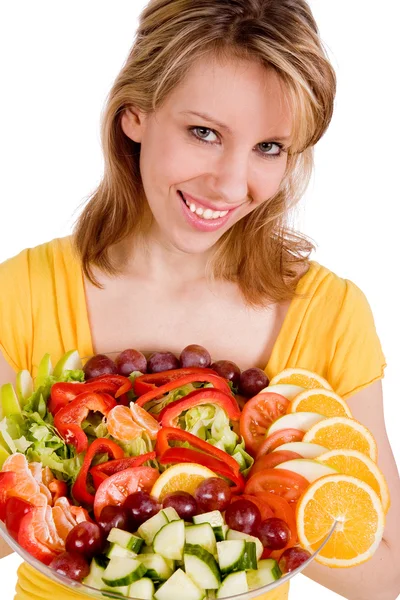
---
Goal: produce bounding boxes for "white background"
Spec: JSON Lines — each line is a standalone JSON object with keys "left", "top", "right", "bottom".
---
{"left": 0, "top": 1, "right": 399, "bottom": 599}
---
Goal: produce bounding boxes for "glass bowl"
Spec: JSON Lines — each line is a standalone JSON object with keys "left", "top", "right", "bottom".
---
{"left": 0, "top": 349, "right": 338, "bottom": 599}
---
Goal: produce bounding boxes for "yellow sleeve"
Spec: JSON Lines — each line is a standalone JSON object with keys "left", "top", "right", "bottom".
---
{"left": 0, "top": 249, "right": 33, "bottom": 372}
{"left": 326, "top": 279, "right": 386, "bottom": 399}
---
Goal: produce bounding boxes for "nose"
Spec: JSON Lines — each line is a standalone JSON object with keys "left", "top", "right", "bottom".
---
{"left": 206, "top": 148, "right": 250, "bottom": 206}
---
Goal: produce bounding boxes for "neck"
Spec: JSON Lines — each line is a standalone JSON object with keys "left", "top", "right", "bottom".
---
{"left": 110, "top": 231, "right": 214, "bottom": 287}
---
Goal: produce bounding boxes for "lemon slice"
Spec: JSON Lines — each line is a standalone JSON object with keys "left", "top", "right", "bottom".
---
{"left": 150, "top": 463, "right": 217, "bottom": 501}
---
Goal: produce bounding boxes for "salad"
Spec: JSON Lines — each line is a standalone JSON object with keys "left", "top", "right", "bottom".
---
{"left": 0, "top": 345, "right": 388, "bottom": 599}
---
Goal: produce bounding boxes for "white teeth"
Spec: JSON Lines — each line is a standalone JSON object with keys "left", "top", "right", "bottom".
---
{"left": 182, "top": 193, "right": 229, "bottom": 220}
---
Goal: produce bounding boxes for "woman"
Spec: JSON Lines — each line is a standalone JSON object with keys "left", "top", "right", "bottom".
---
{"left": 0, "top": 0, "right": 399, "bottom": 599}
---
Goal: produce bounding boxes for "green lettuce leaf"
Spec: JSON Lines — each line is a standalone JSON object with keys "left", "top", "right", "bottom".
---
{"left": 145, "top": 384, "right": 196, "bottom": 415}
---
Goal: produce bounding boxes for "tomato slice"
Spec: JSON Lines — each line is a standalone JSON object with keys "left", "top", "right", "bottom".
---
{"left": 248, "top": 450, "right": 302, "bottom": 478}
{"left": 93, "top": 467, "right": 159, "bottom": 520}
{"left": 244, "top": 468, "right": 309, "bottom": 504}
{"left": 239, "top": 393, "right": 290, "bottom": 456}
{"left": 255, "top": 429, "right": 304, "bottom": 459}
{"left": 230, "top": 494, "right": 274, "bottom": 521}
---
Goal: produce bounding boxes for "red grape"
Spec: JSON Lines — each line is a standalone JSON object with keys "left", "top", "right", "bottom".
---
{"left": 239, "top": 368, "right": 269, "bottom": 397}
{"left": 5, "top": 497, "right": 33, "bottom": 540}
{"left": 180, "top": 344, "right": 211, "bottom": 368}
{"left": 278, "top": 546, "right": 312, "bottom": 573}
{"left": 148, "top": 352, "right": 179, "bottom": 373}
{"left": 257, "top": 518, "right": 291, "bottom": 550}
{"left": 115, "top": 349, "right": 147, "bottom": 376}
{"left": 162, "top": 491, "right": 198, "bottom": 520}
{"left": 224, "top": 499, "right": 261, "bottom": 534}
{"left": 83, "top": 354, "right": 117, "bottom": 379}
{"left": 210, "top": 360, "right": 241, "bottom": 387}
{"left": 123, "top": 491, "right": 160, "bottom": 527}
{"left": 194, "top": 478, "right": 232, "bottom": 512}
{"left": 49, "top": 551, "right": 90, "bottom": 582}
{"left": 97, "top": 505, "right": 130, "bottom": 535}
{"left": 65, "top": 522, "right": 104, "bottom": 558}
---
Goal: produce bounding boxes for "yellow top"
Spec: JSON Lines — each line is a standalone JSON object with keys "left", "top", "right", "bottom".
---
{"left": 0, "top": 236, "right": 386, "bottom": 600}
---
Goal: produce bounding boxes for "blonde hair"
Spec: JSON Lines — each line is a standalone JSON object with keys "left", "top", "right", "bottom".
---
{"left": 74, "top": 0, "right": 336, "bottom": 306}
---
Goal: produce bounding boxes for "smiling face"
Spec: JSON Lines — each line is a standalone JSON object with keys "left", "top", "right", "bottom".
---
{"left": 121, "top": 54, "right": 293, "bottom": 255}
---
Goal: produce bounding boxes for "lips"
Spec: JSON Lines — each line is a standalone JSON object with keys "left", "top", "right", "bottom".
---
{"left": 178, "top": 191, "right": 233, "bottom": 232}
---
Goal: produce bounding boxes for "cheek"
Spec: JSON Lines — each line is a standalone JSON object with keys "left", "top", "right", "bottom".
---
{"left": 253, "top": 158, "right": 288, "bottom": 204}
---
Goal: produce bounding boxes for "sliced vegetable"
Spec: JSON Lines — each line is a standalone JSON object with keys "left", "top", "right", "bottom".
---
{"left": 90, "top": 451, "right": 156, "bottom": 490}
{"left": 255, "top": 429, "right": 304, "bottom": 459}
{"left": 159, "top": 388, "right": 240, "bottom": 426}
{"left": 135, "top": 373, "right": 231, "bottom": 410}
{"left": 248, "top": 450, "right": 302, "bottom": 477}
{"left": 48, "top": 377, "right": 131, "bottom": 416}
{"left": 239, "top": 392, "right": 290, "bottom": 456}
{"left": 54, "top": 392, "right": 117, "bottom": 453}
{"left": 134, "top": 368, "right": 218, "bottom": 396}
{"left": 72, "top": 438, "right": 125, "bottom": 505}
{"left": 244, "top": 468, "right": 309, "bottom": 504}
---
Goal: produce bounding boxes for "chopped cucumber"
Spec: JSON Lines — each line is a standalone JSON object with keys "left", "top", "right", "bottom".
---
{"left": 247, "top": 559, "right": 281, "bottom": 590}
{"left": 227, "top": 530, "right": 263, "bottom": 561}
{"left": 241, "top": 542, "right": 257, "bottom": 571}
{"left": 212, "top": 525, "right": 229, "bottom": 542}
{"left": 128, "top": 577, "right": 155, "bottom": 600}
{"left": 154, "top": 568, "right": 205, "bottom": 600}
{"left": 140, "top": 545, "right": 155, "bottom": 554}
{"left": 102, "top": 557, "right": 147, "bottom": 587}
{"left": 185, "top": 523, "right": 217, "bottom": 556}
{"left": 184, "top": 544, "right": 221, "bottom": 590}
{"left": 216, "top": 540, "right": 246, "bottom": 574}
{"left": 162, "top": 507, "right": 180, "bottom": 522}
{"left": 106, "top": 544, "right": 137, "bottom": 560}
{"left": 216, "top": 571, "right": 248, "bottom": 598}
{"left": 193, "top": 511, "right": 224, "bottom": 528}
{"left": 83, "top": 557, "right": 107, "bottom": 589}
{"left": 137, "top": 554, "right": 173, "bottom": 581}
{"left": 107, "top": 528, "right": 143, "bottom": 553}
{"left": 153, "top": 519, "right": 185, "bottom": 560}
{"left": 138, "top": 510, "right": 169, "bottom": 545}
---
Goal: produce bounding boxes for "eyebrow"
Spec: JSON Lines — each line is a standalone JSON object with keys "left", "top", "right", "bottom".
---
{"left": 180, "top": 110, "right": 291, "bottom": 142}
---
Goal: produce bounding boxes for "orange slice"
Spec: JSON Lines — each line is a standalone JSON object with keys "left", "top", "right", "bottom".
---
{"left": 130, "top": 403, "right": 161, "bottom": 440}
{"left": 269, "top": 368, "right": 332, "bottom": 391}
{"left": 296, "top": 474, "right": 385, "bottom": 567}
{"left": 150, "top": 463, "right": 217, "bottom": 501}
{"left": 106, "top": 405, "right": 143, "bottom": 441}
{"left": 1, "top": 452, "right": 40, "bottom": 500}
{"left": 289, "top": 388, "right": 352, "bottom": 418}
{"left": 317, "top": 449, "right": 390, "bottom": 514}
{"left": 303, "top": 416, "right": 377, "bottom": 461}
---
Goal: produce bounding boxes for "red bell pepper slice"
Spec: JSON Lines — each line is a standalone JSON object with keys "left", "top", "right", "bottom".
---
{"left": 48, "top": 376, "right": 132, "bottom": 415}
{"left": 159, "top": 388, "right": 241, "bottom": 426}
{"left": 135, "top": 373, "right": 231, "bottom": 409}
{"left": 72, "top": 438, "right": 125, "bottom": 505}
{"left": 158, "top": 448, "right": 245, "bottom": 493}
{"left": 156, "top": 427, "right": 241, "bottom": 476}
{"left": 88, "top": 375, "right": 133, "bottom": 398}
{"left": 90, "top": 451, "right": 157, "bottom": 490}
{"left": 134, "top": 368, "right": 218, "bottom": 396}
{"left": 54, "top": 392, "right": 117, "bottom": 453}
{"left": 0, "top": 471, "right": 17, "bottom": 521}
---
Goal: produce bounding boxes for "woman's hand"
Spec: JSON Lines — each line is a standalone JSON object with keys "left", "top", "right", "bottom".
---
{"left": 302, "top": 380, "right": 400, "bottom": 600}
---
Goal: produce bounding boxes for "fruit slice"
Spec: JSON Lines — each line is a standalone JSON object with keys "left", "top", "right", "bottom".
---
{"left": 53, "top": 349, "right": 83, "bottom": 379}
{"left": 289, "top": 388, "right": 352, "bottom": 418}
{"left": 272, "top": 441, "right": 329, "bottom": 458}
{"left": 34, "top": 353, "right": 53, "bottom": 390}
{"left": 0, "top": 384, "right": 21, "bottom": 417}
{"left": 107, "top": 405, "right": 143, "bottom": 441}
{"left": 239, "top": 392, "right": 290, "bottom": 456}
{"left": 16, "top": 370, "right": 34, "bottom": 407}
{"left": 245, "top": 468, "right": 309, "bottom": 503}
{"left": 130, "top": 403, "right": 160, "bottom": 439}
{"left": 303, "top": 417, "right": 377, "bottom": 462}
{"left": 296, "top": 474, "right": 385, "bottom": 567}
{"left": 269, "top": 368, "right": 333, "bottom": 390}
{"left": 258, "top": 384, "right": 305, "bottom": 400}
{"left": 275, "top": 459, "right": 338, "bottom": 482}
{"left": 150, "top": 463, "right": 216, "bottom": 502}
{"left": 256, "top": 429, "right": 305, "bottom": 458}
{"left": 317, "top": 449, "right": 390, "bottom": 514}
{"left": 248, "top": 450, "right": 302, "bottom": 476}
{"left": 267, "top": 412, "right": 326, "bottom": 436}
